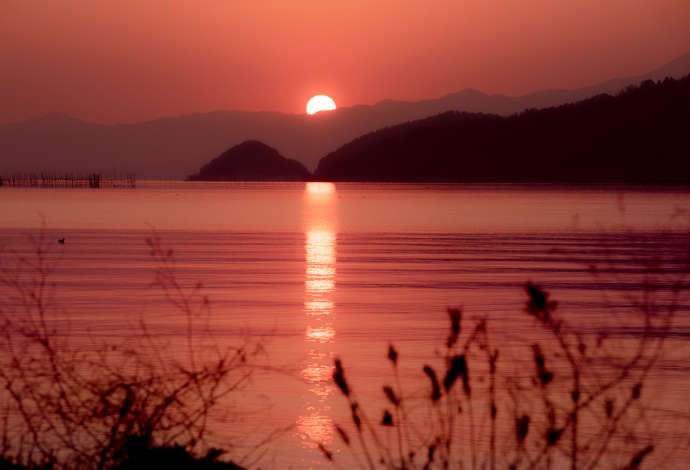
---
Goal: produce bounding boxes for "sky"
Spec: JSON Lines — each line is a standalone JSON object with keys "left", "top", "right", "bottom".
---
{"left": 1, "top": 0, "right": 688, "bottom": 124}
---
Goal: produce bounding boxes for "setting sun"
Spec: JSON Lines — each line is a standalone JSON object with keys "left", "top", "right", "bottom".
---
{"left": 306, "top": 95, "right": 336, "bottom": 115}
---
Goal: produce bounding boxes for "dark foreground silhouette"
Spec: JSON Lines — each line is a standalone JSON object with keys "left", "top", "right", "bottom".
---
{"left": 0, "top": 444, "right": 245, "bottom": 470}
{"left": 187, "top": 140, "right": 311, "bottom": 181}
{"left": 323, "top": 279, "right": 680, "bottom": 469}
{"left": 314, "top": 76, "right": 690, "bottom": 184}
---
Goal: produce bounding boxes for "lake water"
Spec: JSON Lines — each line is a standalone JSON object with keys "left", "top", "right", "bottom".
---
{"left": 0, "top": 182, "right": 689, "bottom": 469}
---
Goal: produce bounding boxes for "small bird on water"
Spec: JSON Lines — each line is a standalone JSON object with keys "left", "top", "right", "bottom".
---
{"left": 58, "top": 238, "right": 65, "bottom": 244}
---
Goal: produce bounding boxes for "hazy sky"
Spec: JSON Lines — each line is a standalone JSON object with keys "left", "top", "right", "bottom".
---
{"left": 1, "top": 0, "right": 688, "bottom": 123}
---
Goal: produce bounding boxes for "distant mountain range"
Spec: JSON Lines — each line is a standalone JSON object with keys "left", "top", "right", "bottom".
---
{"left": 1, "top": 52, "right": 688, "bottom": 179}
{"left": 315, "top": 76, "right": 690, "bottom": 184}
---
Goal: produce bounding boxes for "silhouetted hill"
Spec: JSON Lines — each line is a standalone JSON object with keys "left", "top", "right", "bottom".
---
{"left": 314, "top": 76, "right": 690, "bottom": 184}
{"left": 0, "top": 53, "right": 688, "bottom": 178}
{"left": 187, "top": 140, "right": 310, "bottom": 181}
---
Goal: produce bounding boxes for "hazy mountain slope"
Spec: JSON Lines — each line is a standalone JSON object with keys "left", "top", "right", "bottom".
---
{"left": 314, "top": 76, "right": 690, "bottom": 183}
{"left": 1, "top": 53, "right": 688, "bottom": 179}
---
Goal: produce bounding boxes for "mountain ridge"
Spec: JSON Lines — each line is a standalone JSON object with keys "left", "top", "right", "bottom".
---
{"left": 314, "top": 76, "right": 690, "bottom": 184}
{"left": 1, "top": 52, "right": 688, "bottom": 178}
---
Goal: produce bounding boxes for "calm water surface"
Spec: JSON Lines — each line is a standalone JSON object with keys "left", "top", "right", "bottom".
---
{"left": 1, "top": 182, "right": 689, "bottom": 468}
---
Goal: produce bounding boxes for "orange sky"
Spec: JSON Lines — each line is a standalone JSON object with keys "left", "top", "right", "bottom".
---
{"left": 1, "top": 0, "right": 688, "bottom": 124}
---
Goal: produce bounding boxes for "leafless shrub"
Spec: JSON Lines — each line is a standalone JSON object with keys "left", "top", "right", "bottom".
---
{"left": 0, "top": 230, "right": 261, "bottom": 469}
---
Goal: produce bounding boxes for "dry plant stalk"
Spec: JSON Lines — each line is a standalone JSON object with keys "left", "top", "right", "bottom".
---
{"left": 0, "top": 230, "right": 260, "bottom": 469}
{"left": 325, "top": 229, "right": 688, "bottom": 470}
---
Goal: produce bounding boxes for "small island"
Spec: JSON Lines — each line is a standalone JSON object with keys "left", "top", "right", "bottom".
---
{"left": 187, "top": 140, "right": 311, "bottom": 181}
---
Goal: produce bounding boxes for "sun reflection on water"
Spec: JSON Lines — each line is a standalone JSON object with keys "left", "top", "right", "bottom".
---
{"left": 306, "top": 279, "right": 335, "bottom": 296}
{"left": 305, "top": 326, "right": 335, "bottom": 343}
{"left": 296, "top": 409, "right": 334, "bottom": 446}
{"left": 305, "top": 300, "right": 334, "bottom": 315}
{"left": 297, "top": 182, "right": 337, "bottom": 451}
{"left": 306, "top": 181, "right": 336, "bottom": 195}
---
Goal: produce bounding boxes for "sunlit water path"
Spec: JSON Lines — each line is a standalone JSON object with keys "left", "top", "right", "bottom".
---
{"left": 0, "top": 182, "right": 689, "bottom": 468}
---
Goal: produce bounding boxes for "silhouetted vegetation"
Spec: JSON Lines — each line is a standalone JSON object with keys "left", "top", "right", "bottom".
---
{"left": 0, "top": 231, "right": 257, "bottom": 469}
{"left": 109, "top": 438, "right": 244, "bottom": 470}
{"left": 187, "top": 140, "right": 311, "bottom": 181}
{"left": 315, "top": 76, "right": 690, "bottom": 184}
{"left": 1, "top": 442, "right": 244, "bottom": 470}
{"left": 323, "top": 227, "right": 689, "bottom": 469}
